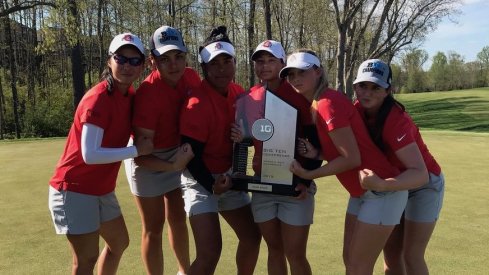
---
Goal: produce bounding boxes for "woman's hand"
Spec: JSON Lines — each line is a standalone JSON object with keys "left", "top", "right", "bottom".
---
{"left": 212, "top": 174, "right": 232, "bottom": 195}
{"left": 297, "top": 138, "right": 319, "bottom": 159}
{"left": 230, "top": 120, "right": 245, "bottom": 143}
{"left": 290, "top": 159, "right": 312, "bottom": 180}
{"left": 135, "top": 136, "right": 154, "bottom": 156}
{"left": 359, "top": 169, "right": 386, "bottom": 191}
{"left": 172, "top": 143, "right": 195, "bottom": 171}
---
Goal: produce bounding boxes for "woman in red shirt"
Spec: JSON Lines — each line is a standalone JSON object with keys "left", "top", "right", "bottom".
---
{"left": 354, "top": 59, "right": 444, "bottom": 275}
{"left": 179, "top": 26, "right": 261, "bottom": 275}
{"left": 124, "top": 25, "right": 198, "bottom": 275}
{"left": 48, "top": 33, "right": 152, "bottom": 274}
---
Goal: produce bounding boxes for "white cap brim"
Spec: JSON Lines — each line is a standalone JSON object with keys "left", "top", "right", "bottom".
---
{"left": 152, "top": 44, "right": 187, "bottom": 56}
{"left": 353, "top": 76, "right": 389, "bottom": 89}
{"left": 199, "top": 42, "right": 235, "bottom": 63}
{"left": 279, "top": 52, "right": 320, "bottom": 78}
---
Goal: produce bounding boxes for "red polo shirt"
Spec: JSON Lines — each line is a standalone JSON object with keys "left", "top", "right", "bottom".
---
{"left": 316, "top": 89, "right": 400, "bottom": 197}
{"left": 180, "top": 80, "right": 244, "bottom": 174}
{"left": 49, "top": 81, "right": 134, "bottom": 195}
{"left": 133, "top": 67, "right": 201, "bottom": 149}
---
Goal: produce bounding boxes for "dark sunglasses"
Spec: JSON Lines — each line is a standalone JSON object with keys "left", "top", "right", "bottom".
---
{"left": 113, "top": 54, "right": 144, "bottom": 66}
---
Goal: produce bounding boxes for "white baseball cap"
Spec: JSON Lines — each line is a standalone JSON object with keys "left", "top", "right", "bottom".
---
{"left": 251, "top": 40, "right": 286, "bottom": 63}
{"left": 353, "top": 59, "right": 391, "bottom": 88}
{"left": 149, "top": 26, "right": 187, "bottom": 56}
{"left": 198, "top": 41, "right": 235, "bottom": 63}
{"left": 108, "top": 33, "right": 145, "bottom": 56}
{"left": 279, "top": 52, "right": 321, "bottom": 78}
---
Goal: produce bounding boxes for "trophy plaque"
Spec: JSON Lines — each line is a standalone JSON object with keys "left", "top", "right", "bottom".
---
{"left": 231, "top": 89, "right": 300, "bottom": 196}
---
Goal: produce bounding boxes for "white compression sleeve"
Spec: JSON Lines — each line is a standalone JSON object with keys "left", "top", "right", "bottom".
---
{"left": 81, "top": 123, "right": 138, "bottom": 164}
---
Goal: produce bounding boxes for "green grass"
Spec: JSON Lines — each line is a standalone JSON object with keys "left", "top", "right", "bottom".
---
{"left": 1, "top": 88, "right": 489, "bottom": 274}
{"left": 395, "top": 87, "right": 489, "bottom": 132}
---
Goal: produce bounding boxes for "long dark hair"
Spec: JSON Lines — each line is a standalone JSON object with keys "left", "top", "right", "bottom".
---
{"left": 368, "top": 93, "right": 406, "bottom": 151}
{"left": 100, "top": 59, "right": 114, "bottom": 95}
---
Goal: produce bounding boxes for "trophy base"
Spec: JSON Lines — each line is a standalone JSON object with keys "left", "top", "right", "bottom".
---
{"left": 231, "top": 175, "right": 300, "bottom": 196}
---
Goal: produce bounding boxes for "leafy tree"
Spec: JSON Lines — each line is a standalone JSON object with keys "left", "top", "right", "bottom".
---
{"left": 429, "top": 51, "right": 449, "bottom": 91}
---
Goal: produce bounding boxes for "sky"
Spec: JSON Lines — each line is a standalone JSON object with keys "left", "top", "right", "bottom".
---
{"left": 421, "top": 0, "right": 489, "bottom": 67}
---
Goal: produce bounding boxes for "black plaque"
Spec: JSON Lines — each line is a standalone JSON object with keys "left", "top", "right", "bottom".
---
{"left": 231, "top": 89, "right": 299, "bottom": 196}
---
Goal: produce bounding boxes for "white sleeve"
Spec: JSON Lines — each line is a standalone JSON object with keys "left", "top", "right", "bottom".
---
{"left": 81, "top": 123, "right": 138, "bottom": 164}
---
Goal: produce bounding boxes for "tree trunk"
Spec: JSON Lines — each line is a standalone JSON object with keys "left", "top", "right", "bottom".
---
{"left": 2, "top": 16, "right": 21, "bottom": 138}
{"left": 248, "top": 0, "right": 256, "bottom": 87}
{"left": 68, "top": 0, "right": 86, "bottom": 109}
{"left": 263, "top": 0, "right": 272, "bottom": 39}
{"left": 0, "top": 69, "right": 4, "bottom": 139}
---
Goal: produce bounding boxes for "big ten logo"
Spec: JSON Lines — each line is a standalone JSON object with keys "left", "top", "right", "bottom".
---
{"left": 251, "top": 118, "right": 274, "bottom": 142}
{"left": 260, "top": 124, "right": 272, "bottom": 133}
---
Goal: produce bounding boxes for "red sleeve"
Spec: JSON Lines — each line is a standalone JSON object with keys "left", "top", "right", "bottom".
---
{"left": 383, "top": 107, "right": 416, "bottom": 151}
{"left": 79, "top": 91, "right": 110, "bottom": 130}
{"left": 317, "top": 92, "right": 352, "bottom": 132}
{"left": 180, "top": 90, "right": 210, "bottom": 143}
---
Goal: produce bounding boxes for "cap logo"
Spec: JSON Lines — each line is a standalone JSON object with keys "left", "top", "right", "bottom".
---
{"left": 363, "top": 62, "right": 385, "bottom": 76}
{"left": 159, "top": 31, "right": 180, "bottom": 43}
{"left": 263, "top": 40, "right": 272, "bottom": 48}
{"left": 122, "top": 34, "right": 133, "bottom": 42}
{"left": 215, "top": 42, "right": 222, "bottom": 50}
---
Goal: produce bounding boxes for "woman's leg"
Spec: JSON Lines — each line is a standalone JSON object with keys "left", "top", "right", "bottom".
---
{"left": 188, "top": 212, "right": 222, "bottom": 275}
{"left": 383, "top": 217, "right": 406, "bottom": 275}
{"left": 347, "top": 219, "right": 395, "bottom": 275}
{"left": 258, "top": 218, "right": 288, "bottom": 275}
{"left": 165, "top": 188, "right": 190, "bottom": 274}
{"left": 66, "top": 231, "right": 100, "bottom": 275}
{"left": 281, "top": 223, "right": 311, "bottom": 275}
{"left": 402, "top": 220, "right": 437, "bottom": 275}
{"left": 134, "top": 195, "right": 165, "bottom": 275}
{"left": 220, "top": 204, "right": 261, "bottom": 275}
{"left": 98, "top": 215, "right": 130, "bottom": 275}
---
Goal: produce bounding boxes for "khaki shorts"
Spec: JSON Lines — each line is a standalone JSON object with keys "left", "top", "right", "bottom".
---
{"left": 251, "top": 182, "right": 316, "bottom": 226}
{"left": 405, "top": 172, "right": 445, "bottom": 222}
{"left": 347, "top": 190, "right": 408, "bottom": 226}
{"left": 181, "top": 169, "right": 251, "bottom": 217}
{"left": 124, "top": 145, "right": 182, "bottom": 197}
{"left": 48, "top": 186, "right": 122, "bottom": 234}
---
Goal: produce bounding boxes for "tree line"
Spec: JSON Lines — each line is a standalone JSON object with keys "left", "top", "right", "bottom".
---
{"left": 2, "top": 0, "right": 484, "bottom": 139}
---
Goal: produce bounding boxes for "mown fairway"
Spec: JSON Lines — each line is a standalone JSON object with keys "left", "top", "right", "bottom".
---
{"left": 1, "top": 88, "right": 488, "bottom": 274}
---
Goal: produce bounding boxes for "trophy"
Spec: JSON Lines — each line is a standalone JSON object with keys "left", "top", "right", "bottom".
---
{"left": 231, "top": 89, "right": 300, "bottom": 196}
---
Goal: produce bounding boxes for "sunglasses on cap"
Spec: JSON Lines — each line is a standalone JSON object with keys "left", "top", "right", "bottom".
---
{"left": 113, "top": 54, "right": 144, "bottom": 66}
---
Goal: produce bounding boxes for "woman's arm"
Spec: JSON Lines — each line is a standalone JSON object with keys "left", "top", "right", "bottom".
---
{"left": 132, "top": 127, "right": 194, "bottom": 172}
{"left": 81, "top": 123, "right": 152, "bottom": 164}
{"left": 290, "top": 126, "right": 361, "bottom": 180}
{"left": 360, "top": 142, "right": 429, "bottom": 191}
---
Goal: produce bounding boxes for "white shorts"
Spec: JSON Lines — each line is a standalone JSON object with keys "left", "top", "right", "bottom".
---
{"left": 405, "top": 172, "right": 445, "bottom": 222}
{"left": 181, "top": 169, "right": 251, "bottom": 217}
{"left": 124, "top": 145, "right": 182, "bottom": 197}
{"left": 347, "top": 190, "right": 408, "bottom": 226}
{"left": 48, "top": 186, "right": 122, "bottom": 234}
{"left": 251, "top": 182, "right": 316, "bottom": 226}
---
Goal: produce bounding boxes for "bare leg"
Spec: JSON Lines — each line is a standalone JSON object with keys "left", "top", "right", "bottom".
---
{"left": 188, "top": 212, "right": 222, "bottom": 275}
{"left": 346, "top": 218, "right": 394, "bottom": 275}
{"left": 134, "top": 195, "right": 165, "bottom": 275}
{"left": 66, "top": 231, "right": 100, "bottom": 275}
{"left": 165, "top": 188, "right": 190, "bottom": 274}
{"left": 220, "top": 204, "right": 261, "bottom": 275}
{"left": 258, "top": 218, "right": 288, "bottom": 275}
{"left": 384, "top": 217, "right": 406, "bottom": 275}
{"left": 97, "top": 215, "right": 130, "bottom": 275}
{"left": 403, "top": 220, "right": 437, "bottom": 275}
{"left": 281, "top": 222, "right": 311, "bottom": 275}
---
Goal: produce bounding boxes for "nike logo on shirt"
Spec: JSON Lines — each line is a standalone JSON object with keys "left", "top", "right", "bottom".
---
{"left": 326, "top": 117, "right": 335, "bottom": 124}
{"left": 397, "top": 134, "right": 407, "bottom": 142}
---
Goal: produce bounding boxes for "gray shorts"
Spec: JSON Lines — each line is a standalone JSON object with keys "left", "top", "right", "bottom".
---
{"left": 405, "top": 172, "right": 445, "bottom": 222}
{"left": 124, "top": 146, "right": 182, "bottom": 197}
{"left": 181, "top": 170, "right": 251, "bottom": 217}
{"left": 347, "top": 190, "right": 408, "bottom": 226}
{"left": 48, "top": 186, "right": 122, "bottom": 235}
{"left": 251, "top": 182, "right": 316, "bottom": 226}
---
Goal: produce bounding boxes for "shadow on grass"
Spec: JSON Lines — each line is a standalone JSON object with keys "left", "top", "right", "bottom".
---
{"left": 402, "top": 96, "right": 489, "bottom": 132}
